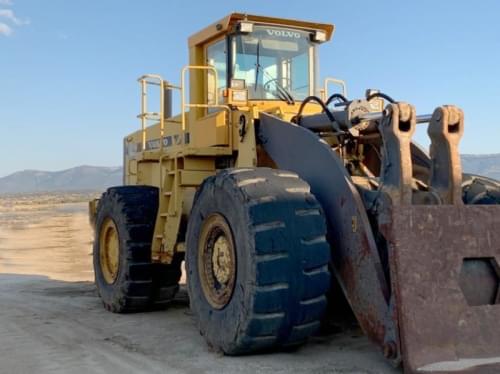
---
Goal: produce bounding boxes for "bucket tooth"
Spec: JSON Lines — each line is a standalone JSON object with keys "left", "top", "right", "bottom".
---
{"left": 428, "top": 105, "right": 464, "bottom": 205}
{"left": 379, "top": 103, "right": 417, "bottom": 205}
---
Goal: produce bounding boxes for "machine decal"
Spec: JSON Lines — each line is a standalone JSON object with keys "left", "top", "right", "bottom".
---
{"left": 125, "top": 133, "right": 191, "bottom": 156}
{"left": 266, "top": 29, "right": 301, "bottom": 39}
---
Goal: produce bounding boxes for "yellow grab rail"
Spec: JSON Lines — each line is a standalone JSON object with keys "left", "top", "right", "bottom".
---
{"left": 137, "top": 74, "right": 180, "bottom": 152}
{"left": 138, "top": 66, "right": 232, "bottom": 151}
{"left": 323, "top": 77, "right": 348, "bottom": 101}
{"left": 181, "top": 65, "right": 231, "bottom": 132}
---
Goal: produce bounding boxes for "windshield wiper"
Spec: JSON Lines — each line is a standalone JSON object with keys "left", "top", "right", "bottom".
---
{"left": 254, "top": 41, "right": 260, "bottom": 92}
{"left": 262, "top": 69, "right": 295, "bottom": 105}
{"left": 274, "top": 78, "right": 295, "bottom": 105}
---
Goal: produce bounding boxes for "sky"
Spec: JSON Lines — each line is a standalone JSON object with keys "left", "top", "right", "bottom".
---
{"left": 0, "top": 0, "right": 499, "bottom": 177}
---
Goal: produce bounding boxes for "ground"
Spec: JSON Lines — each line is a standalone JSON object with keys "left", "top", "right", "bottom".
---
{"left": 0, "top": 193, "right": 400, "bottom": 374}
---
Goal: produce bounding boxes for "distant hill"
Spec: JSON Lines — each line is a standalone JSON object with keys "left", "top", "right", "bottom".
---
{"left": 461, "top": 154, "right": 500, "bottom": 180}
{"left": 0, "top": 166, "right": 122, "bottom": 195}
{"left": 0, "top": 155, "right": 498, "bottom": 195}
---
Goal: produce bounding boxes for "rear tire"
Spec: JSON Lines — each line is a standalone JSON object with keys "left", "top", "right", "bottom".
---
{"left": 93, "top": 186, "right": 181, "bottom": 313}
{"left": 186, "top": 168, "right": 331, "bottom": 354}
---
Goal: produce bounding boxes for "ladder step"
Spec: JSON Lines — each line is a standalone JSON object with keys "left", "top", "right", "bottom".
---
{"left": 160, "top": 212, "right": 177, "bottom": 218}
{"left": 168, "top": 171, "right": 176, "bottom": 175}
{"left": 163, "top": 191, "right": 173, "bottom": 196}
{"left": 155, "top": 235, "right": 163, "bottom": 240}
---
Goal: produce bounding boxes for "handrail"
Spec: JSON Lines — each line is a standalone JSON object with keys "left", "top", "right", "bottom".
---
{"left": 138, "top": 75, "right": 165, "bottom": 152}
{"left": 137, "top": 66, "right": 232, "bottom": 152}
{"left": 324, "top": 77, "right": 348, "bottom": 100}
{"left": 137, "top": 74, "right": 163, "bottom": 83}
{"left": 181, "top": 65, "right": 229, "bottom": 131}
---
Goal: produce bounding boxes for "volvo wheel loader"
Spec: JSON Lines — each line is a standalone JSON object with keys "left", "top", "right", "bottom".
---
{"left": 89, "top": 13, "right": 500, "bottom": 373}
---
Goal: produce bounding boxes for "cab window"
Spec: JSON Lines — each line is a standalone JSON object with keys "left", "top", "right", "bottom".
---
{"left": 206, "top": 39, "right": 227, "bottom": 106}
{"left": 231, "top": 26, "right": 315, "bottom": 101}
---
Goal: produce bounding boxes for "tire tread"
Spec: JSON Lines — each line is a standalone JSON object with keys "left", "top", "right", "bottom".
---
{"left": 94, "top": 186, "right": 181, "bottom": 313}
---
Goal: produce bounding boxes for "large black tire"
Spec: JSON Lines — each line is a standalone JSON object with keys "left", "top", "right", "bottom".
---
{"left": 462, "top": 174, "right": 500, "bottom": 205}
{"left": 186, "top": 168, "right": 331, "bottom": 354}
{"left": 93, "top": 186, "right": 182, "bottom": 313}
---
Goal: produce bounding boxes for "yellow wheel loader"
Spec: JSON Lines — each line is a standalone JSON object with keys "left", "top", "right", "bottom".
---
{"left": 90, "top": 13, "right": 500, "bottom": 373}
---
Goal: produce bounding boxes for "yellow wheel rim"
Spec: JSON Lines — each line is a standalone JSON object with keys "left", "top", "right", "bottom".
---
{"left": 198, "top": 214, "right": 236, "bottom": 309}
{"left": 99, "top": 218, "right": 120, "bottom": 284}
{"left": 212, "top": 235, "right": 232, "bottom": 285}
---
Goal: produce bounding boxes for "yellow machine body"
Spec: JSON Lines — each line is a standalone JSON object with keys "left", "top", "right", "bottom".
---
{"left": 122, "top": 13, "right": 337, "bottom": 264}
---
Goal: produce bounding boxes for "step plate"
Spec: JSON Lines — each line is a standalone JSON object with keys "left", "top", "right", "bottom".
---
{"left": 388, "top": 205, "right": 500, "bottom": 374}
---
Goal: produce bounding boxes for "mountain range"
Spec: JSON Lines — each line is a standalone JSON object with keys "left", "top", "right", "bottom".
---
{"left": 0, "top": 166, "right": 122, "bottom": 194}
{"left": 0, "top": 155, "right": 498, "bottom": 195}
{"left": 461, "top": 154, "right": 500, "bottom": 181}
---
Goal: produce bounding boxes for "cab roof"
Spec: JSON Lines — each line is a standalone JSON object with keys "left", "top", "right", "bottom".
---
{"left": 188, "top": 12, "right": 335, "bottom": 47}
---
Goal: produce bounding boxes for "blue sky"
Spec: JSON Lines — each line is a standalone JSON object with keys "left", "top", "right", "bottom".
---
{"left": 0, "top": 0, "right": 499, "bottom": 177}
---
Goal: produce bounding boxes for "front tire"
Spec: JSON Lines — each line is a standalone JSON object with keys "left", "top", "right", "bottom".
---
{"left": 186, "top": 168, "right": 331, "bottom": 354}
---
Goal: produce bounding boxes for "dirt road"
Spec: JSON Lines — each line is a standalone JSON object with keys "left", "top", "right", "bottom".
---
{"left": 0, "top": 194, "right": 400, "bottom": 374}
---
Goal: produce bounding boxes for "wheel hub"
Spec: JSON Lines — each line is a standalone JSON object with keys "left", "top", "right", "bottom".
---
{"left": 212, "top": 236, "right": 232, "bottom": 284}
{"left": 99, "top": 218, "right": 120, "bottom": 284}
{"left": 198, "top": 214, "right": 236, "bottom": 309}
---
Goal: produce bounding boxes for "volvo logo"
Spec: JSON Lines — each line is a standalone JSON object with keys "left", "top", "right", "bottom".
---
{"left": 266, "top": 29, "right": 301, "bottom": 39}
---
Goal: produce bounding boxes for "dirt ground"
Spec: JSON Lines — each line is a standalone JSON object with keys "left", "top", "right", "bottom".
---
{"left": 0, "top": 193, "right": 400, "bottom": 374}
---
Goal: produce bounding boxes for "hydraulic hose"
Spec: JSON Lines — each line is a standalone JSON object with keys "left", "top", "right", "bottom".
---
{"left": 296, "top": 96, "right": 335, "bottom": 124}
{"left": 366, "top": 92, "right": 396, "bottom": 104}
{"left": 325, "top": 93, "right": 348, "bottom": 106}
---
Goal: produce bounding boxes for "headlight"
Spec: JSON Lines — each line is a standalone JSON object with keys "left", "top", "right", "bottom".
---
{"left": 238, "top": 22, "right": 253, "bottom": 34}
{"left": 311, "top": 30, "right": 327, "bottom": 43}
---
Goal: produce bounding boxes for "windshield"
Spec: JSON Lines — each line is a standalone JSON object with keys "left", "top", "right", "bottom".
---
{"left": 231, "top": 25, "right": 315, "bottom": 101}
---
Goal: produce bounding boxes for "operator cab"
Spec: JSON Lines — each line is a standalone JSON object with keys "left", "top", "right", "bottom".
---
{"left": 188, "top": 13, "right": 334, "bottom": 107}
{"left": 209, "top": 24, "right": 321, "bottom": 103}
